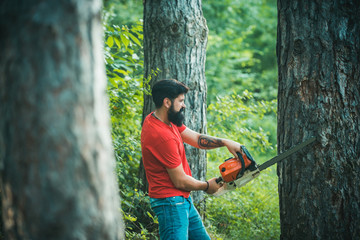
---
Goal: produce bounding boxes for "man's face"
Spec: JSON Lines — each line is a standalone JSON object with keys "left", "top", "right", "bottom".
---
{"left": 168, "top": 93, "right": 186, "bottom": 127}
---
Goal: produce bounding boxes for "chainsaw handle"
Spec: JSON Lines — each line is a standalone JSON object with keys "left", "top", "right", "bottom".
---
{"left": 215, "top": 177, "right": 223, "bottom": 184}
{"left": 236, "top": 151, "right": 246, "bottom": 178}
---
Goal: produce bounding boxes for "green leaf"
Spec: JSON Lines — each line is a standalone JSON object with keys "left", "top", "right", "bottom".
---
{"left": 114, "top": 69, "right": 129, "bottom": 76}
{"left": 128, "top": 32, "right": 142, "bottom": 46}
{"left": 114, "top": 37, "right": 121, "bottom": 48}
{"left": 109, "top": 77, "right": 118, "bottom": 88}
{"left": 120, "top": 34, "right": 130, "bottom": 49}
{"left": 106, "top": 36, "right": 114, "bottom": 48}
{"left": 147, "top": 211, "right": 158, "bottom": 224}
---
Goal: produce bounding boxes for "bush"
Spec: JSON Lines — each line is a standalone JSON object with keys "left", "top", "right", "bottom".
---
{"left": 103, "top": 18, "right": 157, "bottom": 239}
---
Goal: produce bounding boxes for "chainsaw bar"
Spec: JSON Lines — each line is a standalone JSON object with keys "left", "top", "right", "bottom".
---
{"left": 258, "top": 136, "right": 316, "bottom": 171}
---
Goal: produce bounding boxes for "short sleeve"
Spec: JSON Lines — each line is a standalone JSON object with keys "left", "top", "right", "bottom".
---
{"left": 150, "top": 139, "right": 183, "bottom": 169}
{"left": 177, "top": 124, "right": 186, "bottom": 133}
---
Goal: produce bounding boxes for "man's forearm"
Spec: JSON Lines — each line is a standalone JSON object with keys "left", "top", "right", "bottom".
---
{"left": 167, "top": 164, "right": 208, "bottom": 192}
{"left": 175, "top": 176, "right": 220, "bottom": 194}
{"left": 198, "top": 135, "right": 225, "bottom": 149}
{"left": 174, "top": 174, "right": 208, "bottom": 192}
{"left": 181, "top": 128, "right": 241, "bottom": 157}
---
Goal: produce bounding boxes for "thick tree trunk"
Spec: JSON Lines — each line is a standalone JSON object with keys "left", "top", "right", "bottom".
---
{"left": 141, "top": 0, "right": 208, "bottom": 205}
{"left": 0, "top": 1, "right": 124, "bottom": 239}
{"left": 277, "top": 0, "right": 360, "bottom": 239}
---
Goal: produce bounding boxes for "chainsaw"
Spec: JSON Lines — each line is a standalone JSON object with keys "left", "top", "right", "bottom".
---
{"left": 212, "top": 137, "right": 316, "bottom": 196}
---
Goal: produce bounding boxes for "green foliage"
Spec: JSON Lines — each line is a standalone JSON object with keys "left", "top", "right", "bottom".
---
{"left": 103, "top": 12, "right": 157, "bottom": 239}
{"left": 103, "top": 0, "right": 143, "bottom": 27}
{"left": 206, "top": 164, "right": 280, "bottom": 240}
{"left": 205, "top": 91, "right": 279, "bottom": 240}
{"left": 121, "top": 189, "right": 159, "bottom": 240}
{"left": 202, "top": 3, "right": 280, "bottom": 236}
{"left": 207, "top": 90, "right": 276, "bottom": 156}
{"left": 104, "top": 20, "right": 145, "bottom": 192}
{"left": 203, "top": 0, "right": 278, "bottom": 102}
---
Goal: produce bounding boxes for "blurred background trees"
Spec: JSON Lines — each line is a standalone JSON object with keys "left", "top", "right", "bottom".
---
{"left": 1, "top": 0, "right": 123, "bottom": 239}
{"left": 103, "top": 0, "right": 278, "bottom": 239}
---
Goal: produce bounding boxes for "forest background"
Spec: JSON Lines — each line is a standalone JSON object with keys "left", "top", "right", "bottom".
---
{"left": 103, "top": 0, "right": 278, "bottom": 239}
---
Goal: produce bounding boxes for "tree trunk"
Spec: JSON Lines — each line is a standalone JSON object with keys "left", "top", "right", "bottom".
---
{"left": 0, "top": 0, "right": 124, "bottom": 239}
{"left": 277, "top": 0, "right": 360, "bottom": 239}
{"left": 141, "top": 0, "right": 208, "bottom": 206}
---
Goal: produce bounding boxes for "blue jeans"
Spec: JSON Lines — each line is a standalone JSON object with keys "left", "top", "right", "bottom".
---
{"left": 150, "top": 196, "right": 211, "bottom": 240}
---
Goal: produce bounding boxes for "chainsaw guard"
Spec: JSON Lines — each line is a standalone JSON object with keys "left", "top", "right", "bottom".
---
{"left": 212, "top": 168, "right": 260, "bottom": 197}
{"left": 218, "top": 146, "right": 257, "bottom": 183}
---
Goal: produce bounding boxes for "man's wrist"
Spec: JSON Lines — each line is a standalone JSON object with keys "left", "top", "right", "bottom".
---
{"left": 203, "top": 181, "right": 209, "bottom": 192}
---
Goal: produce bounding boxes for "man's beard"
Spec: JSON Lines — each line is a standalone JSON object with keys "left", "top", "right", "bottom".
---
{"left": 168, "top": 105, "right": 185, "bottom": 127}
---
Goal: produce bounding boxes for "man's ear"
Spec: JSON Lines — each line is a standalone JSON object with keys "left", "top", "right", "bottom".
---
{"left": 163, "top": 98, "right": 171, "bottom": 109}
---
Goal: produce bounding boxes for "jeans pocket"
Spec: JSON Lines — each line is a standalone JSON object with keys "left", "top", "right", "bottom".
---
{"left": 168, "top": 196, "right": 186, "bottom": 206}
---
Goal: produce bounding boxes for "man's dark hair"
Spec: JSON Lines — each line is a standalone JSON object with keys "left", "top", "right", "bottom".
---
{"left": 152, "top": 79, "right": 189, "bottom": 108}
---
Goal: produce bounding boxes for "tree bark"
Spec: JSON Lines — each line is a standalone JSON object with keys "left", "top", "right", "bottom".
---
{"left": 0, "top": 0, "right": 124, "bottom": 239}
{"left": 277, "top": 0, "right": 360, "bottom": 239}
{"left": 141, "top": 0, "right": 208, "bottom": 206}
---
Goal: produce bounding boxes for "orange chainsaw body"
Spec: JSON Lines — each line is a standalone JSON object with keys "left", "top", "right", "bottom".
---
{"left": 218, "top": 150, "right": 253, "bottom": 183}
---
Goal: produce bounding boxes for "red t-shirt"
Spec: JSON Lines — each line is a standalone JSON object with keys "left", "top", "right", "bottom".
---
{"left": 141, "top": 112, "right": 191, "bottom": 198}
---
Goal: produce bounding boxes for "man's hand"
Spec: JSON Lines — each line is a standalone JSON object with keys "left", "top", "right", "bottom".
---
{"left": 223, "top": 139, "right": 242, "bottom": 159}
{"left": 205, "top": 177, "right": 223, "bottom": 194}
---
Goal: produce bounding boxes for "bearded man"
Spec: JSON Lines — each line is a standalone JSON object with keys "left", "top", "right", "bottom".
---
{"left": 141, "top": 79, "right": 241, "bottom": 240}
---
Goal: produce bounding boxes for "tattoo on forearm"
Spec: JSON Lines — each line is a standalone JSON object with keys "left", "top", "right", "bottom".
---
{"left": 198, "top": 135, "right": 224, "bottom": 149}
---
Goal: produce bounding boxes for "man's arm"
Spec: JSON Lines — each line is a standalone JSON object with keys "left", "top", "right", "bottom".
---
{"left": 180, "top": 128, "right": 242, "bottom": 159}
{"left": 167, "top": 163, "right": 221, "bottom": 194}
